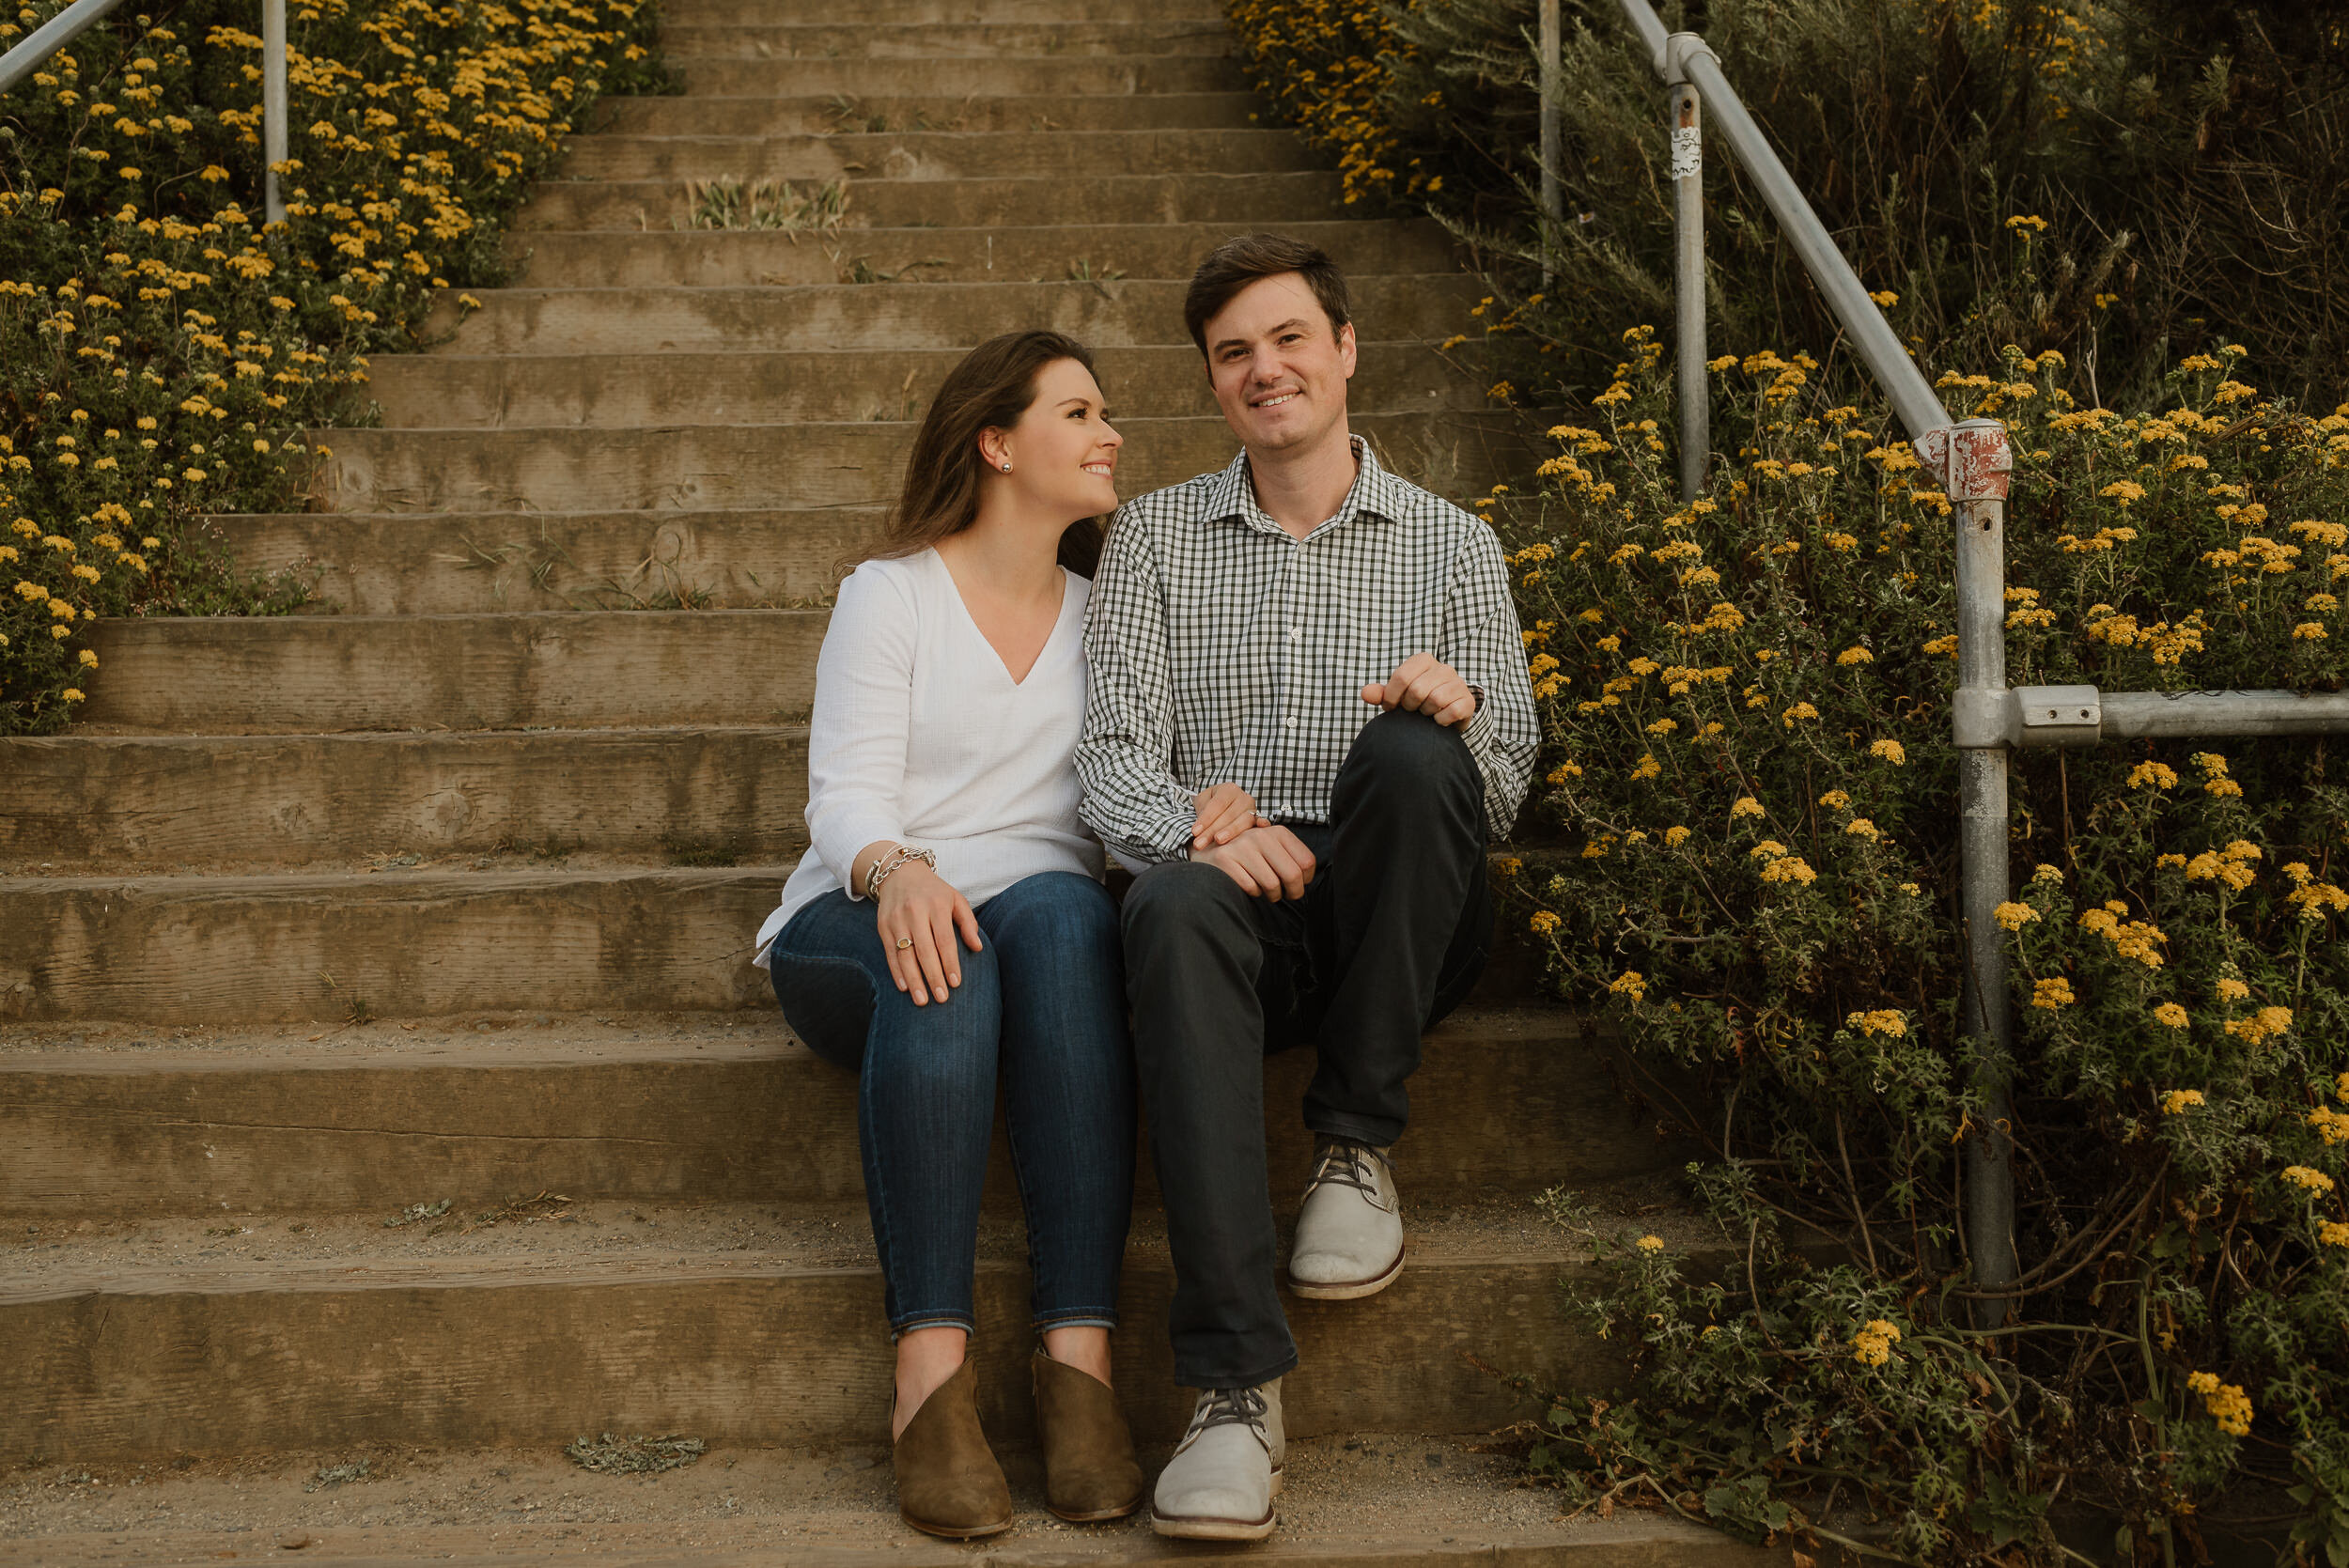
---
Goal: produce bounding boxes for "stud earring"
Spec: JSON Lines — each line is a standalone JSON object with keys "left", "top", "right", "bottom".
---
{"left": 1000, "top": 461, "right": 1012, "bottom": 473}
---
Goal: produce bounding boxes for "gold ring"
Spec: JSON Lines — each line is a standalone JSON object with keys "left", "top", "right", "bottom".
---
{"left": 895, "top": 937, "right": 913, "bottom": 950}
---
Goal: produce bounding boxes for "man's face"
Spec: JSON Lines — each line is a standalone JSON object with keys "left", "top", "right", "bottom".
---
{"left": 1201, "top": 272, "right": 1357, "bottom": 457}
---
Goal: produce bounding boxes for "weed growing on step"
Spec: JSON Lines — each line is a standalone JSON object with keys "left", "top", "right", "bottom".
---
{"left": 1504, "top": 331, "right": 2349, "bottom": 1563}
{"left": 0, "top": 0, "right": 668, "bottom": 733}
{"left": 565, "top": 1432, "right": 705, "bottom": 1475}
{"left": 677, "top": 176, "right": 848, "bottom": 235}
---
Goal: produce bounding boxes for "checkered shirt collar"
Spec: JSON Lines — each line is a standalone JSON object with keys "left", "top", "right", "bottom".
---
{"left": 1198, "top": 434, "right": 1404, "bottom": 540}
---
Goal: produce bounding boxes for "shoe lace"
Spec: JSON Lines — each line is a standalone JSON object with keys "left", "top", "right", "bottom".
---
{"left": 1306, "top": 1136, "right": 1386, "bottom": 1199}
{"left": 1186, "top": 1386, "right": 1268, "bottom": 1443}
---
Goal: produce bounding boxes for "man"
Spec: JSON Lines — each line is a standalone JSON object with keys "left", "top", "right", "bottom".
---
{"left": 1076, "top": 234, "right": 1538, "bottom": 1541}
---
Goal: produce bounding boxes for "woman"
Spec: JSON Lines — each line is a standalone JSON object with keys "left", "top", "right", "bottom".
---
{"left": 754, "top": 331, "right": 1190, "bottom": 1539}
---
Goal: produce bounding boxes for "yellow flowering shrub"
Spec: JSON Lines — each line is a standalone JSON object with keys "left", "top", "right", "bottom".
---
{"left": 1511, "top": 334, "right": 2349, "bottom": 1560}
{"left": 0, "top": 0, "right": 664, "bottom": 730}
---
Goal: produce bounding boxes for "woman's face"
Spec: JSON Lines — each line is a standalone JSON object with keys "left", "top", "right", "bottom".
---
{"left": 988, "top": 357, "right": 1121, "bottom": 520}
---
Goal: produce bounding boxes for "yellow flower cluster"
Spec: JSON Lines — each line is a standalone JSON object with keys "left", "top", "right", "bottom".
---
{"left": 2160, "top": 1089, "right": 2204, "bottom": 1114}
{"left": 2223, "top": 1006, "right": 2293, "bottom": 1046}
{"left": 2185, "top": 1372, "right": 2252, "bottom": 1436}
{"left": 2032, "top": 977, "right": 2077, "bottom": 1010}
{"left": 1850, "top": 1319, "right": 1902, "bottom": 1367}
{"left": 2077, "top": 903, "right": 2167, "bottom": 969}
{"left": 1, "top": 0, "right": 652, "bottom": 729}
{"left": 1845, "top": 1010, "right": 1907, "bottom": 1038}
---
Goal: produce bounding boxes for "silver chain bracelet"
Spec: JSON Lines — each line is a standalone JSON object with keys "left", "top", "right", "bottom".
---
{"left": 863, "top": 843, "right": 937, "bottom": 900}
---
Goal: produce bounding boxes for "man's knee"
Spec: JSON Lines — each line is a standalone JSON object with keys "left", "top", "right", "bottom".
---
{"left": 1122, "top": 858, "right": 1252, "bottom": 945}
{"left": 1339, "top": 709, "right": 1482, "bottom": 816}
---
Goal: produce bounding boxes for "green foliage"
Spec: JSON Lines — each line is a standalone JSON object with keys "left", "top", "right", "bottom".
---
{"left": 1502, "top": 334, "right": 2349, "bottom": 1560}
{"left": 1224, "top": 0, "right": 2349, "bottom": 410}
{"left": 0, "top": 0, "right": 666, "bottom": 732}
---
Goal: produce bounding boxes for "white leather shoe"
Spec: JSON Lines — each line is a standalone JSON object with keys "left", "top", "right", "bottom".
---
{"left": 1150, "top": 1381, "right": 1284, "bottom": 1541}
{"left": 1287, "top": 1137, "right": 1404, "bottom": 1299}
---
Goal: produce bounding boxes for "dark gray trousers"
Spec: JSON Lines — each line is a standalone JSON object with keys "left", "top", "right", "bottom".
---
{"left": 1121, "top": 709, "right": 1491, "bottom": 1388}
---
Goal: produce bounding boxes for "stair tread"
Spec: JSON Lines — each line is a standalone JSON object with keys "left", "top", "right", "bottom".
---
{"left": 0, "top": 1003, "right": 1581, "bottom": 1067}
{"left": 1, "top": 1187, "right": 1707, "bottom": 1301}
{"left": 0, "top": 1446, "right": 1773, "bottom": 1566}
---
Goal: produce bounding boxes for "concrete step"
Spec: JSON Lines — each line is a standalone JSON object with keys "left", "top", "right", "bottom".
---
{"left": 315, "top": 412, "right": 1526, "bottom": 513}
{"left": 503, "top": 218, "right": 1455, "bottom": 289}
{"left": 80, "top": 610, "right": 825, "bottom": 734}
{"left": 552, "top": 127, "right": 1318, "bottom": 183}
{"left": 0, "top": 1010, "right": 1660, "bottom": 1217}
{"left": 0, "top": 851, "right": 1546, "bottom": 1025}
{"left": 0, "top": 866, "right": 780, "bottom": 1023}
{"left": 655, "top": 21, "right": 1231, "bottom": 59}
{"left": 0, "top": 726, "right": 810, "bottom": 870}
{"left": 418, "top": 275, "right": 1471, "bottom": 356}
{"left": 214, "top": 506, "right": 879, "bottom": 615}
{"left": 659, "top": 0, "right": 1227, "bottom": 23}
{"left": 585, "top": 90, "right": 1264, "bottom": 137}
{"left": 510, "top": 169, "right": 1339, "bottom": 231}
{"left": 212, "top": 507, "right": 877, "bottom": 615}
{"left": 366, "top": 345, "right": 1480, "bottom": 428}
{"left": 0, "top": 1201, "right": 1695, "bottom": 1458}
{"left": 0, "top": 1436, "right": 1784, "bottom": 1565}
{"left": 671, "top": 53, "right": 1246, "bottom": 99}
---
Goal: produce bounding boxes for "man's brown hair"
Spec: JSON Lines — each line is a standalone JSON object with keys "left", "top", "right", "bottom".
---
{"left": 1182, "top": 233, "right": 1352, "bottom": 356}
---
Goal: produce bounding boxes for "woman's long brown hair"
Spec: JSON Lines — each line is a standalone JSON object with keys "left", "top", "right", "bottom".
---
{"left": 861, "top": 329, "right": 1107, "bottom": 578}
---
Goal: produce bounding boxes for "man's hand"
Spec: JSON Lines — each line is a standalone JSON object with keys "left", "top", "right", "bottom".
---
{"left": 1194, "top": 823, "right": 1316, "bottom": 900}
{"left": 875, "top": 860, "right": 983, "bottom": 1006}
{"left": 1360, "top": 651, "right": 1477, "bottom": 728}
{"left": 1192, "top": 782, "right": 1267, "bottom": 850}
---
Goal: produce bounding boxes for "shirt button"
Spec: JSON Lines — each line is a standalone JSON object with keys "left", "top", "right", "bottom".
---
{"left": 1288, "top": 627, "right": 1302, "bottom": 640}
{"left": 1283, "top": 716, "right": 1298, "bottom": 729}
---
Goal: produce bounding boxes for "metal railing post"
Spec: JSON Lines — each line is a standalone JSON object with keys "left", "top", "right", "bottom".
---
{"left": 1930, "top": 419, "right": 2021, "bottom": 1310}
{"left": 1538, "top": 0, "right": 1562, "bottom": 284}
{"left": 262, "top": 0, "right": 288, "bottom": 226}
{"left": 1668, "top": 79, "right": 1704, "bottom": 500}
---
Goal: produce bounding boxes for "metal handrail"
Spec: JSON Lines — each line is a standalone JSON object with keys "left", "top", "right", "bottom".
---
{"left": 1, "top": 0, "right": 288, "bottom": 225}
{"left": 0, "top": 0, "right": 127, "bottom": 96}
{"left": 1580, "top": 0, "right": 2349, "bottom": 1305}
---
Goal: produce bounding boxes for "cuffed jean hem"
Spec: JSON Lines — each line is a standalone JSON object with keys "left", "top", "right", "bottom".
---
{"left": 889, "top": 1313, "right": 976, "bottom": 1341}
{"left": 1305, "top": 1108, "right": 1406, "bottom": 1148}
{"left": 1034, "top": 1311, "right": 1119, "bottom": 1332}
{"left": 1173, "top": 1346, "right": 1299, "bottom": 1392}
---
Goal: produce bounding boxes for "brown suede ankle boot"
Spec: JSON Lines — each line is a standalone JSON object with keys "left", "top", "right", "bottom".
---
{"left": 1032, "top": 1349, "right": 1144, "bottom": 1523}
{"left": 893, "top": 1358, "right": 1013, "bottom": 1539}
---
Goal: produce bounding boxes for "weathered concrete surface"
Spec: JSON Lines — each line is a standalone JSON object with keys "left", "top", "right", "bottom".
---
{"left": 368, "top": 345, "right": 1476, "bottom": 428}
{"left": 666, "top": 54, "right": 1248, "bottom": 100}
{"left": 316, "top": 412, "right": 1525, "bottom": 513}
{"left": 509, "top": 170, "right": 1340, "bottom": 232}
{"left": 0, "top": 1234, "right": 1616, "bottom": 1458}
{"left": 412, "top": 275, "right": 1475, "bottom": 356}
{"left": 0, "top": 1012, "right": 1657, "bottom": 1216}
{"left": 0, "top": 867, "right": 781, "bottom": 1023}
{"left": 80, "top": 610, "right": 825, "bottom": 733}
{"left": 0, "top": 726, "right": 810, "bottom": 867}
{"left": 503, "top": 217, "right": 1454, "bottom": 289}
{"left": 657, "top": 20, "right": 1232, "bottom": 59}
{"left": 585, "top": 88, "right": 1260, "bottom": 138}
{"left": 554, "top": 128, "right": 1319, "bottom": 183}
{"left": 211, "top": 507, "right": 880, "bottom": 614}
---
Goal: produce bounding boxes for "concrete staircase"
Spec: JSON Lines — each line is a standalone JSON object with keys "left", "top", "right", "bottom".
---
{"left": 0, "top": 0, "right": 1759, "bottom": 1559}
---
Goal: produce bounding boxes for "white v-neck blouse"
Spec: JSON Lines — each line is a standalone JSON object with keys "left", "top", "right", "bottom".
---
{"left": 754, "top": 548, "right": 1104, "bottom": 967}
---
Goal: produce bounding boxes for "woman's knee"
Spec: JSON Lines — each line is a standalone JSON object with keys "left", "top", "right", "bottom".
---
{"left": 984, "top": 871, "right": 1119, "bottom": 955}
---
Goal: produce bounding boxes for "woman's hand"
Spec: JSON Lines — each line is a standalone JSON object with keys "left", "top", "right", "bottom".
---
{"left": 876, "top": 859, "right": 983, "bottom": 1005}
{"left": 1192, "top": 782, "right": 1266, "bottom": 850}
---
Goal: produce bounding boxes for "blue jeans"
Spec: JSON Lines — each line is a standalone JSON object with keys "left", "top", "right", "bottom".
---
{"left": 768, "top": 871, "right": 1135, "bottom": 1338}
